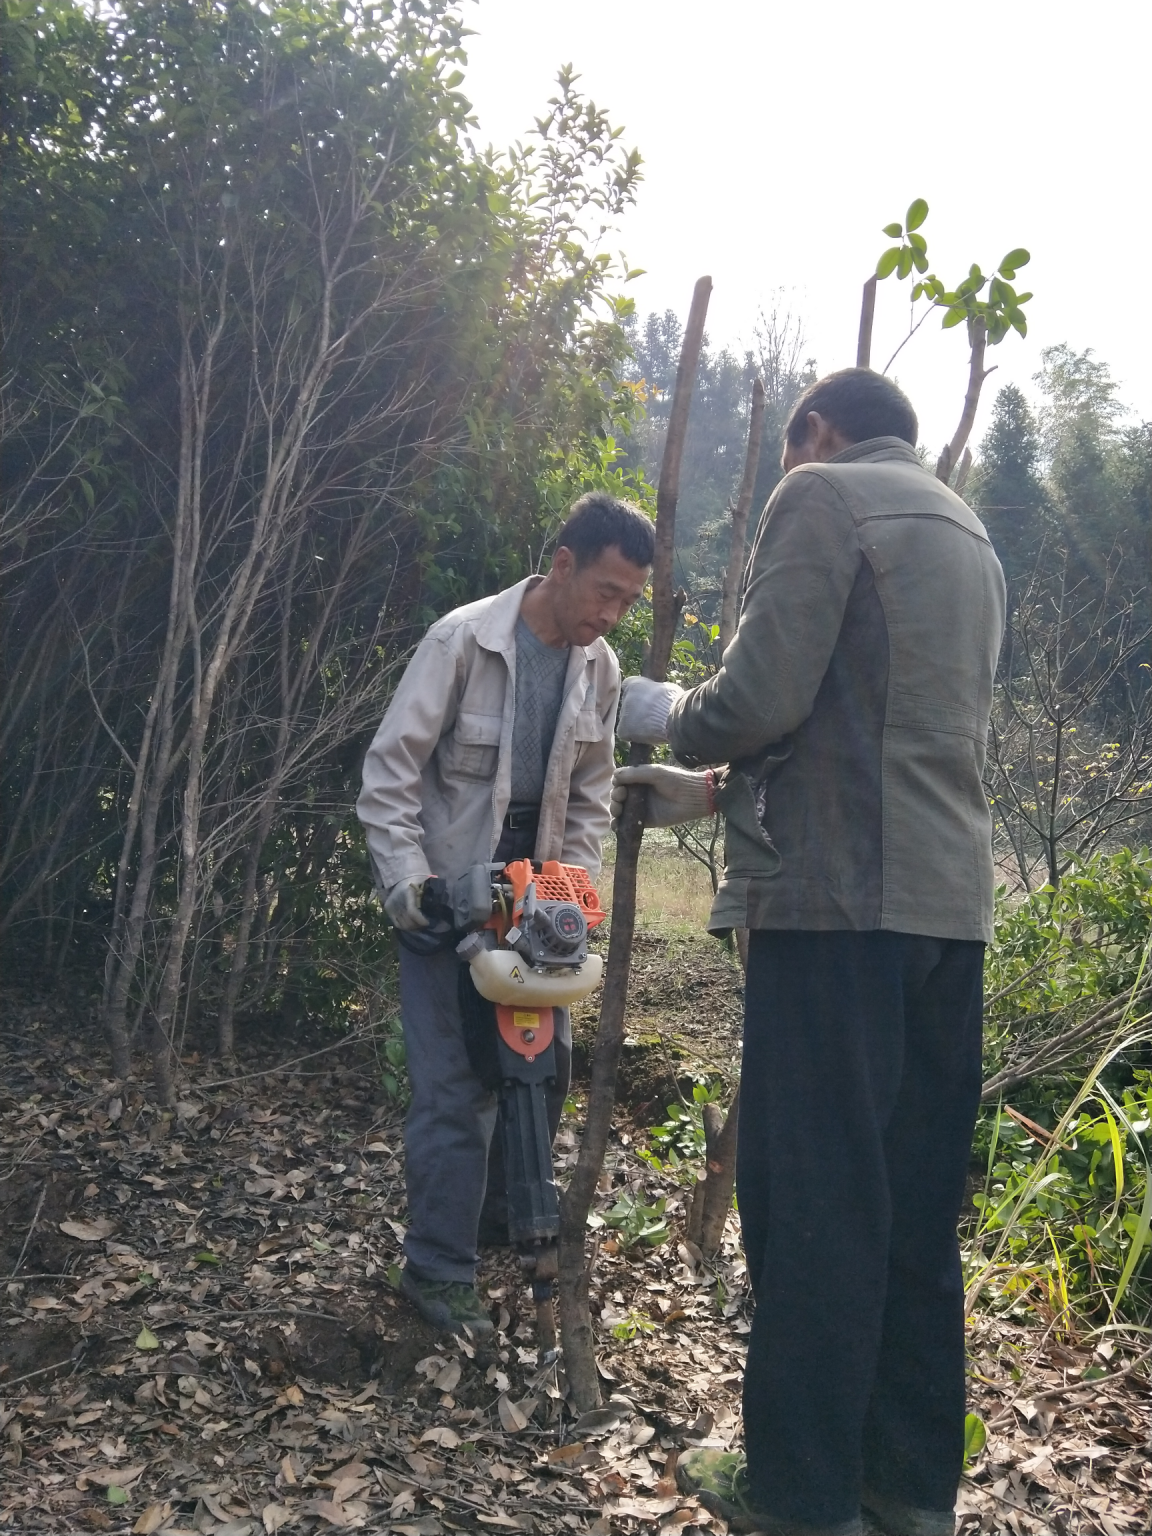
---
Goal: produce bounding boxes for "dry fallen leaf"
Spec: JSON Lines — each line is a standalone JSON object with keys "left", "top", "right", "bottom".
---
{"left": 497, "top": 1394, "right": 528, "bottom": 1433}
{"left": 573, "top": 1405, "right": 623, "bottom": 1436}
{"left": 82, "top": 1463, "right": 146, "bottom": 1489}
{"left": 309, "top": 1501, "right": 348, "bottom": 1528}
{"left": 132, "top": 1504, "right": 172, "bottom": 1535}
{"left": 546, "top": 1441, "right": 585, "bottom": 1464}
{"left": 432, "top": 1357, "right": 461, "bottom": 1393}
{"left": 262, "top": 1504, "right": 294, "bottom": 1535}
{"left": 420, "top": 1425, "right": 460, "bottom": 1449}
{"left": 59, "top": 1217, "right": 116, "bottom": 1241}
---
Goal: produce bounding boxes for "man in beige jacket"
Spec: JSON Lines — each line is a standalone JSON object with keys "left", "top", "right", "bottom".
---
{"left": 357, "top": 494, "right": 652, "bottom": 1335}
{"left": 616, "top": 370, "right": 1005, "bottom": 1536}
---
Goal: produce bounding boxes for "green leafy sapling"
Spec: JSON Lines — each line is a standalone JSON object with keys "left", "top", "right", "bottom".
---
{"left": 876, "top": 198, "right": 1032, "bottom": 344}
{"left": 870, "top": 199, "right": 1035, "bottom": 485}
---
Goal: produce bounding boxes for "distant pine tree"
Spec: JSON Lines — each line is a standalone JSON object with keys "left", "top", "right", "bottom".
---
{"left": 968, "top": 384, "right": 1052, "bottom": 594}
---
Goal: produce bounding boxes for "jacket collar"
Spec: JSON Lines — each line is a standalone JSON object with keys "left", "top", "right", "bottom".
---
{"left": 473, "top": 575, "right": 595, "bottom": 662}
{"left": 828, "top": 436, "right": 923, "bottom": 467}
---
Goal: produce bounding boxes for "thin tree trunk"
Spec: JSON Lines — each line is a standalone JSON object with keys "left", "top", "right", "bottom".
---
{"left": 936, "top": 316, "right": 991, "bottom": 484}
{"left": 684, "top": 386, "right": 769, "bottom": 1248}
{"left": 558, "top": 275, "right": 711, "bottom": 1412}
{"left": 856, "top": 276, "right": 877, "bottom": 368}
{"left": 698, "top": 1085, "right": 740, "bottom": 1256}
{"left": 719, "top": 376, "right": 766, "bottom": 654}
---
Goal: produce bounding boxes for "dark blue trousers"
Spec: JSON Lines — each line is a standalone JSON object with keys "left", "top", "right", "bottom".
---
{"left": 738, "top": 929, "right": 984, "bottom": 1526}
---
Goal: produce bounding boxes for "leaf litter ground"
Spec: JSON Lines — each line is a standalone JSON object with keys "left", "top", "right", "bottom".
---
{"left": 1, "top": 933, "right": 1148, "bottom": 1535}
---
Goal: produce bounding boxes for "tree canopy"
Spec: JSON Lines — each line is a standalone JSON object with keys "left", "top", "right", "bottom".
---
{"left": 0, "top": 0, "right": 649, "bottom": 1086}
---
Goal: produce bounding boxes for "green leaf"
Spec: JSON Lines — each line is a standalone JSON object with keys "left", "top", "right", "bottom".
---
{"left": 913, "top": 251, "right": 929, "bottom": 274}
{"left": 905, "top": 197, "right": 928, "bottom": 231}
{"left": 908, "top": 231, "right": 927, "bottom": 255}
{"left": 963, "top": 1412, "right": 987, "bottom": 1467}
{"left": 941, "top": 306, "right": 967, "bottom": 329}
{"left": 106, "top": 1487, "right": 129, "bottom": 1506}
{"left": 882, "top": 222, "right": 903, "bottom": 238}
{"left": 911, "top": 283, "right": 924, "bottom": 301}
{"left": 999, "top": 247, "right": 1030, "bottom": 276}
{"left": 194, "top": 1250, "right": 221, "bottom": 1265}
{"left": 135, "top": 1325, "right": 160, "bottom": 1350}
{"left": 897, "top": 247, "right": 914, "bottom": 279}
{"left": 875, "top": 246, "right": 901, "bottom": 279}
{"left": 386, "top": 1263, "right": 403, "bottom": 1290}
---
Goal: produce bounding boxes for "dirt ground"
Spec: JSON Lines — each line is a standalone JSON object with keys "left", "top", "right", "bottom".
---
{"left": 1, "top": 853, "right": 1149, "bottom": 1535}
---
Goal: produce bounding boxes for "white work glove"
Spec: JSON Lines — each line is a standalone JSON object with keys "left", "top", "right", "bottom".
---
{"left": 611, "top": 764, "right": 714, "bottom": 830}
{"left": 616, "top": 677, "right": 685, "bottom": 744}
{"left": 384, "top": 878, "right": 429, "bottom": 931}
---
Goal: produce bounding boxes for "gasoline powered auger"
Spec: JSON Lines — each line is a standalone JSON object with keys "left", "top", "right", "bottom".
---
{"left": 418, "top": 858, "right": 605, "bottom": 1351}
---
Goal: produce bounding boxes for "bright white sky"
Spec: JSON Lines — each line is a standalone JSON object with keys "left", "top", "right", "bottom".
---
{"left": 461, "top": 0, "right": 1151, "bottom": 457}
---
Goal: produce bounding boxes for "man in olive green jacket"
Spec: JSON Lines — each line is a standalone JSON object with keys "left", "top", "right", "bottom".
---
{"left": 616, "top": 370, "right": 1006, "bottom": 1536}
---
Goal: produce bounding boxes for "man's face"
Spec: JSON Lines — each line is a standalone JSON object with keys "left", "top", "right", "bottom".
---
{"left": 551, "top": 544, "right": 650, "bottom": 648}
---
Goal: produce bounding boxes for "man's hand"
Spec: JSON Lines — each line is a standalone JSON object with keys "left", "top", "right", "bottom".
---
{"left": 611, "top": 764, "right": 714, "bottom": 830}
{"left": 617, "top": 677, "right": 684, "bottom": 744}
{"left": 384, "top": 878, "right": 430, "bottom": 931}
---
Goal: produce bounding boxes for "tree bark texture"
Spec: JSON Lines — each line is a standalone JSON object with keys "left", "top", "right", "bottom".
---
{"left": 719, "top": 376, "right": 766, "bottom": 654}
{"left": 558, "top": 276, "right": 712, "bottom": 1412}
{"left": 936, "top": 316, "right": 991, "bottom": 485}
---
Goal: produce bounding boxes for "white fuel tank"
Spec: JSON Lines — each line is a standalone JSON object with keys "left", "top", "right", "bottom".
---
{"left": 466, "top": 947, "right": 603, "bottom": 1007}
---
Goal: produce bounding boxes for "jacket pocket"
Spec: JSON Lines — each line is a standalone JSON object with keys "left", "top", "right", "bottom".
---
{"left": 574, "top": 707, "right": 606, "bottom": 743}
{"left": 714, "top": 770, "right": 782, "bottom": 880}
{"left": 441, "top": 710, "right": 502, "bottom": 781}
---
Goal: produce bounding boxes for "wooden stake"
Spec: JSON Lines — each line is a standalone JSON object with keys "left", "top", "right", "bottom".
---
{"left": 557, "top": 276, "right": 712, "bottom": 1412}
{"left": 857, "top": 275, "right": 877, "bottom": 369}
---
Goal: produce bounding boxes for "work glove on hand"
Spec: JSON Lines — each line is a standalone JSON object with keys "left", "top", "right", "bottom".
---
{"left": 611, "top": 764, "right": 714, "bottom": 830}
{"left": 384, "top": 878, "right": 430, "bottom": 931}
{"left": 616, "top": 677, "right": 685, "bottom": 744}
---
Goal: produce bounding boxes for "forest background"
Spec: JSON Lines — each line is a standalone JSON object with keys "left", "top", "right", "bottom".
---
{"left": 2, "top": 0, "right": 1151, "bottom": 1354}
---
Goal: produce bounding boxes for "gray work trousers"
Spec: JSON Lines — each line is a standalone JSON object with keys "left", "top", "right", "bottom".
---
{"left": 398, "top": 945, "right": 571, "bottom": 1284}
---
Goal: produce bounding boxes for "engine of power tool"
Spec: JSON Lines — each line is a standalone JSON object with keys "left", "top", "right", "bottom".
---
{"left": 413, "top": 858, "right": 605, "bottom": 1350}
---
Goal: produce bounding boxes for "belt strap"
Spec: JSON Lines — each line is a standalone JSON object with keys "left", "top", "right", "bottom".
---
{"left": 504, "top": 803, "right": 540, "bottom": 831}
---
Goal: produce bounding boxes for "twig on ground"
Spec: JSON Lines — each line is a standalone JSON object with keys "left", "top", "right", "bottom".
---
{"left": 193, "top": 1030, "right": 374, "bottom": 1090}
{"left": 6, "top": 1183, "right": 46, "bottom": 1281}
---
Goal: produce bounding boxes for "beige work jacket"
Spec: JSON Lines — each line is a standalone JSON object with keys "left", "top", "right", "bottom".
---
{"left": 357, "top": 577, "right": 619, "bottom": 892}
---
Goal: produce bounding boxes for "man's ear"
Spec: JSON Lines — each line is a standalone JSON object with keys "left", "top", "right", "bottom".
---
{"left": 551, "top": 545, "right": 577, "bottom": 581}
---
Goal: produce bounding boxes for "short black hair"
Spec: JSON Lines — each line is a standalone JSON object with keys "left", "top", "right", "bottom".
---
{"left": 784, "top": 368, "right": 918, "bottom": 449}
{"left": 556, "top": 492, "right": 655, "bottom": 569}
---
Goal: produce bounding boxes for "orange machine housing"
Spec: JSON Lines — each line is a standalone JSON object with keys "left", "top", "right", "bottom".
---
{"left": 492, "top": 860, "right": 604, "bottom": 1062}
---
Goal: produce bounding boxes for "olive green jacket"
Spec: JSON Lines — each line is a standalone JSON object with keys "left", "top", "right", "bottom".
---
{"left": 668, "top": 438, "right": 1006, "bottom": 942}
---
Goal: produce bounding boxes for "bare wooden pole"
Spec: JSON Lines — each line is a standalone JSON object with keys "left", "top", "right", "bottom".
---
{"left": 557, "top": 276, "right": 711, "bottom": 1412}
{"left": 719, "top": 376, "right": 766, "bottom": 654}
{"left": 683, "top": 379, "right": 768, "bottom": 1255}
{"left": 856, "top": 276, "right": 877, "bottom": 369}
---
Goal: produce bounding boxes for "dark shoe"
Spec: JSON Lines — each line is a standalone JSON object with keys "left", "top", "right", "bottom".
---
{"left": 399, "top": 1268, "right": 494, "bottom": 1336}
{"left": 676, "top": 1449, "right": 863, "bottom": 1536}
{"left": 862, "top": 1489, "right": 955, "bottom": 1536}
